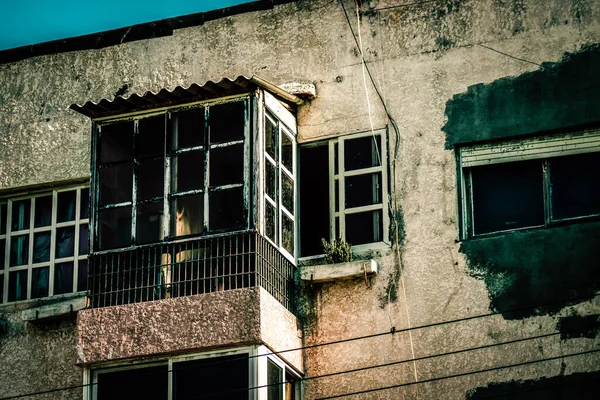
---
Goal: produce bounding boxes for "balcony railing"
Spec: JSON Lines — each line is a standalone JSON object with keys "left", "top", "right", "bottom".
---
{"left": 88, "top": 231, "right": 295, "bottom": 312}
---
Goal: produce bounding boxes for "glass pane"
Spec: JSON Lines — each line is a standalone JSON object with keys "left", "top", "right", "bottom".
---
{"left": 54, "top": 262, "right": 73, "bottom": 295}
{"left": 10, "top": 235, "right": 29, "bottom": 266}
{"left": 34, "top": 195, "right": 52, "bottom": 227}
{"left": 79, "top": 224, "right": 89, "bottom": 255}
{"left": 551, "top": 152, "right": 600, "bottom": 220}
{"left": 80, "top": 188, "right": 90, "bottom": 219}
{"left": 285, "top": 372, "right": 297, "bottom": 400}
{"left": 98, "top": 207, "right": 132, "bottom": 250}
{"left": 281, "top": 132, "right": 293, "bottom": 172}
{"left": 174, "top": 151, "right": 205, "bottom": 192}
{"left": 99, "top": 164, "right": 133, "bottom": 206}
{"left": 346, "top": 210, "right": 383, "bottom": 245}
{"left": 100, "top": 121, "right": 134, "bottom": 163}
{"left": 0, "top": 239, "right": 5, "bottom": 269}
{"left": 267, "top": 359, "right": 283, "bottom": 400}
{"left": 176, "top": 108, "right": 205, "bottom": 149}
{"left": 1, "top": 203, "right": 7, "bottom": 233}
{"left": 97, "top": 365, "right": 168, "bottom": 400}
{"left": 137, "top": 202, "right": 163, "bottom": 245}
{"left": 171, "top": 195, "right": 204, "bottom": 237}
{"left": 265, "top": 160, "right": 277, "bottom": 200}
{"left": 137, "top": 115, "right": 165, "bottom": 157}
{"left": 173, "top": 354, "right": 249, "bottom": 400}
{"left": 31, "top": 267, "right": 49, "bottom": 299}
{"left": 335, "top": 179, "right": 339, "bottom": 212}
{"left": 282, "top": 214, "right": 294, "bottom": 255}
{"left": 209, "top": 101, "right": 245, "bottom": 144}
{"left": 334, "top": 142, "right": 339, "bottom": 175}
{"left": 282, "top": 172, "right": 294, "bottom": 214}
{"left": 471, "top": 160, "right": 544, "bottom": 235}
{"left": 138, "top": 158, "right": 164, "bottom": 201}
{"left": 12, "top": 199, "right": 30, "bottom": 231}
{"left": 57, "top": 190, "right": 76, "bottom": 222}
{"left": 56, "top": 226, "right": 75, "bottom": 258}
{"left": 210, "top": 145, "right": 243, "bottom": 187}
{"left": 8, "top": 270, "right": 27, "bottom": 302}
{"left": 33, "top": 232, "right": 51, "bottom": 263}
{"left": 265, "top": 202, "right": 276, "bottom": 242}
{"left": 344, "top": 135, "right": 381, "bottom": 171}
{"left": 77, "top": 259, "right": 88, "bottom": 292}
{"left": 265, "top": 115, "right": 277, "bottom": 160}
{"left": 209, "top": 188, "right": 244, "bottom": 231}
{"left": 345, "top": 172, "right": 382, "bottom": 208}
{"left": 0, "top": 274, "right": 3, "bottom": 303}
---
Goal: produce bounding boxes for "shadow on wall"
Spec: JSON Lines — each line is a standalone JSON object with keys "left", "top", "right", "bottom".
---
{"left": 444, "top": 44, "right": 600, "bottom": 320}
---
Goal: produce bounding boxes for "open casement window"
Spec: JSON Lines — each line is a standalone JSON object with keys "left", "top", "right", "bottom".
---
{"left": 0, "top": 186, "right": 89, "bottom": 303}
{"left": 94, "top": 97, "right": 251, "bottom": 251}
{"left": 261, "top": 92, "right": 297, "bottom": 261}
{"left": 459, "top": 128, "right": 600, "bottom": 239}
{"left": 299, "top": 129, "right": 389, "bottom": 258}
{"left": 90, "top": 346, "right": 301, "bottom": 400}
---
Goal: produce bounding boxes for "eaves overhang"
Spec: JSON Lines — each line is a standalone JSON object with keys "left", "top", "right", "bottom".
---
{"left": 70, "top": 75, "right": 303, "bottom": 120}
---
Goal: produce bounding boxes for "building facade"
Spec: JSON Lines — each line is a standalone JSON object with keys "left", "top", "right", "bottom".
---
{"left": 1, "top": 0, "right": 599, "bottom": 399}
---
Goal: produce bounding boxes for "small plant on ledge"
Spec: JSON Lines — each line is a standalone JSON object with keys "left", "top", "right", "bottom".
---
{"left": 321, "top": 237, "right": 353, "bottom": 264}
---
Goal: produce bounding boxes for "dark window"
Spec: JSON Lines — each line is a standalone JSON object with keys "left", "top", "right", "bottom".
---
{"left": 97, "top": 365, "right": 168, "bottom": 400}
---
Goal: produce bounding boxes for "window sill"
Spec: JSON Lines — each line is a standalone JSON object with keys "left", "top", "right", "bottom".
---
{"left": 299, "top": 259, "right": 378, "bottom": 283}
{"left": 0, "top": 292, "right": 87, "bottom": 320}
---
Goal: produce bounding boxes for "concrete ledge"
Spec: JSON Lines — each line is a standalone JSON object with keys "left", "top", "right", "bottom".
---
{"left": 300, "top": 259, "right": 378, "bottom": 283}
{"left": 21, "top": 296, "right": 87, "bottom": 321}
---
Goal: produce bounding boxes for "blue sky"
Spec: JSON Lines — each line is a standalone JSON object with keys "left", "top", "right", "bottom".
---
{"left": 0, "top": 0, "right": 253, "bottom": 51}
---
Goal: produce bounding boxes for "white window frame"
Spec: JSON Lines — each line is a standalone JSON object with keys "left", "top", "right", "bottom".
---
{"left": 0, "top": 185, "right": 89, "bottom": 303}
{"left": 256, "top": 345, "right": 302, "bottom": 400}
{"left": 458, "top": 128, "right": 600, "bottom": 240}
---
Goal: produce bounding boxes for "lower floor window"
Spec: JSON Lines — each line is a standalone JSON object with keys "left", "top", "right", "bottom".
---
{"left": 90, "top": 347, "right": 300, "bottom": 400}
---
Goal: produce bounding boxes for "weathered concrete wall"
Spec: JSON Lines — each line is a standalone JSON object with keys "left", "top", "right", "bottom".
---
{"left": 1, "top": 0, "right": 600, "bottom": 399}
{"left": 0, "top": 302, "right": 81, "bottom": 400}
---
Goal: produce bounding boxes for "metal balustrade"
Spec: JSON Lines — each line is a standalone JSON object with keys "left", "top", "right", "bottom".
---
{"left": 87, "top": 231, "right": 295, "bottom": 312}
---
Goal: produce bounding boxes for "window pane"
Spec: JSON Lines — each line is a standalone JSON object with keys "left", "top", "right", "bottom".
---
{"left": 138, "top": 158, "right": 164, "bottom": 201}
{"left": 265, "top": 116, "right": 277, "bottom": 160}
{"left": 345, "top": 172, "right": 382, "bottom": 208}
{"left": 281, "top": 132, "right": 293, "bottom": 172}
{"left": 31, "top": 267, "right": 49, "bottom": 299}
{"left": 99, "top": 164, "right": 133, "bottom": 206}
{"left": 34, "top": 195, "right": 52, "bottom": 227}
{"left": 268, "top": 359, "right": 283, "bottom": 400}
{"left": 1, "top": 203, "right": 7, "bottom": 233}
{"left": 210, "top": 144, "right": 244, "bottom": 187}
{"left": 173, "top": 354, "right": 248, "bottom": 400}
{"left": 174, "top": 151, "right": 205, "bottom": 192}
{"left": 346, "top": 210, "right": 383, "bottom": 245}
{"left": 77, "top": 259, "right": 88, "bottom": 292}
{"left": 344, "top": 135, "right": 381, "bottom": 171}
{"left": 209, "top": 188, "right": 244, "bottom": 231}
{"left": 97, "top": 365, "right": 168, "bottom": 400}
{"left": 98, "top": 207, "right": 132, "bottom": 250}
{"left": 8, "top": 270, "right": 27, "bottom": 301}
{"left": 282, "top": 214, "right": 294, "bottom": 255}
{"left": 550, "top": 152, "right": 600, "bottom": 220}
{"left": 209, "top": 101, "right": 245, "bottom": 144}
{"left": 0, "top": 274, "right": 3, "bottom": 303}
{"left": 54, "top": 262, "right": 73, "bottom": 295}
{"left": 0, "top": 239, "right": 5, "bottom": 269}
{"left": 79, "top": 224, "right": 89, "bottom": 255}
{"left": 80, "top": 188, "right": 90, "bottom": 219}
{"left": 12, "top": 199, "right": 30, "bottom": 231}
{"left": 471, "top": 160, "right": 544, "bottom": 235}
{"left": 100, "top": 121, "right": 134, "bottom": 163}
{"left": 265, "top": 160, "right": 277, "bottom": 200}
{"left": 285, "top": 372, "right": 297, "bottom": 400}
{"left": 137, "top": 115, "right": 165, "bottom": 157}
{"left": 137, "top": 202, "right": 163, "bottom": 245}
{"left": 282, "top": 173, "right": 294, "bottom": 214}
{"left": 171, "top": 194, "right": 204, "bottom": 237}
{"left": 10, "top": 235, "right": 28, "bottom": 266}
{"left": 176, "top": 108, "right": 205, "bottom": 149}
{"left": 57, "top": 190, "right": 76, "bottom": 222}
{"left": 265, "top": 202, "right": 276, "bottom": 242}
{"left": 56, "top": 226, "right": 75, "bottom": 258}
{"left": 33, "top": 232, "right": 51, "bottom": 263}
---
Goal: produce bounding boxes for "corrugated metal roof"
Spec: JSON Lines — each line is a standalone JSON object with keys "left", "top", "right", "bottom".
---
{"left": 70, "top": 75, "right": 302, "bottom": 119}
